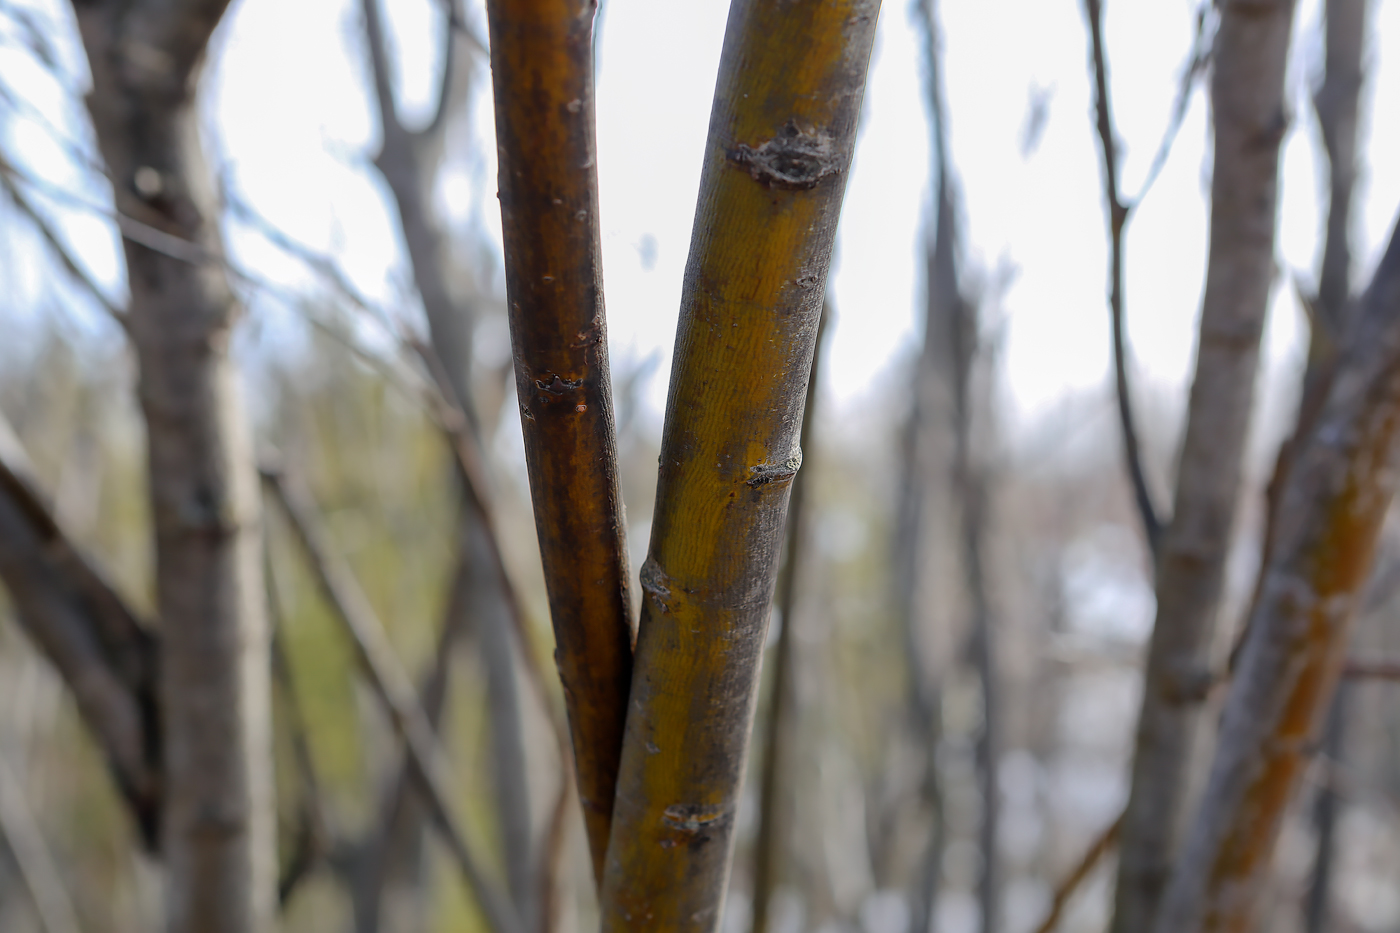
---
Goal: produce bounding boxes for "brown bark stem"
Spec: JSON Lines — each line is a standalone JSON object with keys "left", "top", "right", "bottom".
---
{"left": 597, "top": 2, "right": 879, "bottom": 926}
{"left": 1110, "top": 4, "right": 1298, "bottom": 931}
{"left": 482, "top": 0, "right": 635, "bottom": 889}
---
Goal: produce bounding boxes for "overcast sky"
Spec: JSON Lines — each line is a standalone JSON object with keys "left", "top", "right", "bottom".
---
{"left": 5, "top": 0, "right": 1400, "bottom": 438}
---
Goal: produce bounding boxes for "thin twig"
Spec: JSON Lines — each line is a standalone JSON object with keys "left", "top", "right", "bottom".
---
{"left": 261, "top": 467, "right": 524, "bottom": 933}
{"left": 1033, "top": 812, "right": 1123, "bottom": 933}
{"left": 1084, "top": 0, "right": 1164, "bottom": 557}
{"left": 407, "top": 339, "right": 575, "bottom": 930}
{"left": 263, "top": 538, "right": 335, "bottom": 908}
{"left": 1126, "top": 4, "right": 1212, "bottom": 207}
{"left": 1342, "top": 658, "right": 1400, "bottom": 681}
{"left": 0, "top": 169, "right": 125, "bottom": 326}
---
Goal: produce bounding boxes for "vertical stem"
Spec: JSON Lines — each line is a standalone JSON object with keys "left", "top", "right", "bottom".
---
{"left": 1300, "top": 8, "right": 1367, "bottom": 928}
{"left": 1083, "top": 0, "right": 1163, "bottom": 556}
{"left": 750, "top": 303, "right": 828, "bottom": 933}
{"left": 1303, "top": 685, "right": 1348, "bottom": 933}
{"left": 483, "top": 0, "right": 635, "bottom": 889}
{"left": 598, "top": 2, "right": 879, "bottom": 926}
{"left": 72, "top": 4, "right": 279, "bottom": 929}
{"left": 1110, "top": 3, "right": 1298, "bottom": 930}
{"left": 1154, "top": 217, "right": 1400, "bottom": 933}
{"left": 1313, "top": 0, "right": 1368, "bottom": 336}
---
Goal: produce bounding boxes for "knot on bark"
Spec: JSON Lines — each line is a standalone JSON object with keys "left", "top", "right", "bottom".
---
{"left": 747, "top": 449, "right": 803, "bottom": 487}
{"left": 729, "top": 121, "right": 839, "bottom": 190}
{"left": 639, "top": 558, "right": 674, "bottom": 612}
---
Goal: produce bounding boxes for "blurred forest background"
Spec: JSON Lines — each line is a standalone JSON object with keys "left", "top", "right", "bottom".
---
{"left": 2, "top": 0, "right": 1400, "bottom": 932}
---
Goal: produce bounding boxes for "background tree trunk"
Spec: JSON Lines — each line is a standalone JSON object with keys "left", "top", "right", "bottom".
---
{"left": 1302, "top": 5, "right": 1368, "bottom": 927}
{"left": 1110, "top": 3, "right": 1298, "bottom": 930}
{"left": 71, "top": 3, "right": 277, "bottom": 930}
{"left": 1155, "top": 212, "right": 1400, "bottom": 933}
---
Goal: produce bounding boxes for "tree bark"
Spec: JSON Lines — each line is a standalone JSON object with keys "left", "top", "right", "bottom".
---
{"left": 1110, "top": 4, "right": 1297, "bottom": 931}
{"left": 483, "top": 0, "right": 635, "bottom": 888}
{"left": 597, "top": 2, "right": 879, "bottom": 927}
{"left": 1154, "top": 212, "right": 1400, "bottom": 933}
{"left": 70, "top": 3, "right": 276, "bottom": 930}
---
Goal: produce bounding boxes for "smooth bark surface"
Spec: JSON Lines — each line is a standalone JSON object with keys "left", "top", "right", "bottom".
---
{"left": 597, "top": 1, "right": 879, "bottom": 927}
{"left": 1155, "top": 214, "right": 1400, "bottom": 933}
{"left": 483, "top": 0, "right": 634, "bottom": 886}
{"left": 1111, "top": 4, "right": 1297, "bottom": 931}
{"left": 71, "top": 3, "right": 276, "bottom": 929}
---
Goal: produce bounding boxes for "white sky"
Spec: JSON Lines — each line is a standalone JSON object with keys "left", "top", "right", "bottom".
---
{"left": 4, "top": 0, "right": 1400, "bottom": 436}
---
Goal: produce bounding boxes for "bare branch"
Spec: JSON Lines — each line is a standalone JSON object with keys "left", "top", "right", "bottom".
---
{"left": 264, "top": 541, "right": 334, "bottom": 909}
{"left": 1127, "top": 5, "right": 1212, "bottom": 207}
{"left": 0, "top": 168, "right": 125, "bottom": 326}
{"left": 595, "top": 0, "right": 879, "bottom": 922}
{"left": 261, "top": 467, "right": 524, "bottom": 933}
{"left": 1083, "top": 0, "right": 1163, "bottom": 556}
{"left": 423, "top": 0, "right": 465, "bottom": 140}
{"left": 1342, "top": 657, "right": 1400, "bottom": 681}
{"left": 0, "top": 412, "right": 161, "bottom": 849}
{"left": 359, "top": 0, "right": 403, "bottom": 145}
